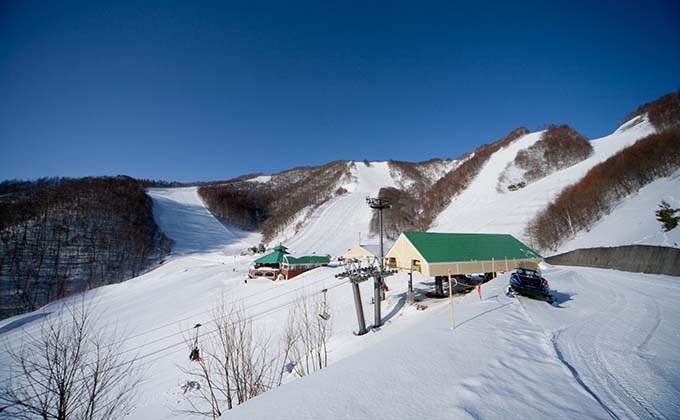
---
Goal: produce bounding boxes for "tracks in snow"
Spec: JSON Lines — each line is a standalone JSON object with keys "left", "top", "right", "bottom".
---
{"left": 519, "top": 267, "right": 677, "bottom": 420}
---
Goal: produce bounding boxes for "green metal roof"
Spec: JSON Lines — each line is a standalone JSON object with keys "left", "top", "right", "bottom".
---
{"left": 402, "top": 231, "right": 542, "bottom": 263}
{"left": 284, "top": 255, "right": 330, "bottom": 265}
{"left": 273, "top": 244, "right": 289, "bottom": 252}
{"left": 255, "top": 251, "right": 287, "bottom": 264}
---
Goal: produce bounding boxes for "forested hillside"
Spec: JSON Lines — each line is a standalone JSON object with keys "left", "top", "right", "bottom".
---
{"left": 497, "top": 124, "right": 592, "bottom": 191}
{"left": 528, "top": 90, "right": 680, "bottom": 251}
{"left": 368, "top": 127, "right": 530, "bottom": 238}
{"left": 0, "top": 177, "right": 171, "bottom": 319}
{"left": 527, "top": 127, "right": 680, "bottom": 251}
{"left": 199, "top": 161, "right": 352, "bottom": 241}
{"left": 629, "top": 88, "right": 680, "bottom": 130}
{"left": 367, "top": 159, "right": 456, "bottom": 239}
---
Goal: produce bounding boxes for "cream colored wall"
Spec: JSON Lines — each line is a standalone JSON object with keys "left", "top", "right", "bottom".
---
{"left": 385, "top": 235, "right": 430, "bottom": 276}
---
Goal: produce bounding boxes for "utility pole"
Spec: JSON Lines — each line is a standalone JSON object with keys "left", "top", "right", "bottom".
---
{"left": 366, "top": 196, "right": 391, "bottom": 328}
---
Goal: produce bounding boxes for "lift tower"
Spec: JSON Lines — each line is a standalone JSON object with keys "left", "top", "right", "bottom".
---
{"left": 366, "top": 196, "right": 391, "bottom": 327}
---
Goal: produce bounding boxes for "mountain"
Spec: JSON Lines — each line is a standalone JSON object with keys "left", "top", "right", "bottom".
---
{"left": 0, "top": 176, "right": 171, "bottom": 319}
{"left": 1, "top": 90, "right": 680, "bottom": 420}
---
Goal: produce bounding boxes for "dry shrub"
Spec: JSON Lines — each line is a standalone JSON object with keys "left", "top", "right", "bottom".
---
{"left": 627, "top": 88, "right": 680, "bottom": 131}
{"left": 515, "top": 124, "right": 592, "bottom": 182}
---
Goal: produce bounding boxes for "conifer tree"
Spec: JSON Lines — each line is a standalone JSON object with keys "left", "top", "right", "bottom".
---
{"left": 655, "top": 200, "right": 680, "bottom": 232}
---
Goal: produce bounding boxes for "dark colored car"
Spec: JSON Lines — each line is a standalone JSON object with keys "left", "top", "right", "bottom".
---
{"left": 508, "top": 268, "right": 553, "bottom": 303}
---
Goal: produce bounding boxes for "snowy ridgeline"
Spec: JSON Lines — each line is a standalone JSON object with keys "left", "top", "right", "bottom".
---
{"left": 2, "top": 166, "right": 680, "bottom": 420}
{"left": 0, "top": 177, "right": 171, "bottom": 319}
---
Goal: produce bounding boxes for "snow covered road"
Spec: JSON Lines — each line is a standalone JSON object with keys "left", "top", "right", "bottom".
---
{"left": 529, "top": 266, "right": 680, "bottom": 419}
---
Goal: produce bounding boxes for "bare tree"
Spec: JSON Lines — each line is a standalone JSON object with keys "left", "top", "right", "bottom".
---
{"left": 179, "top": 293, "right": 333, "bottom": 417}
{"left": 179, "top": 300, "right": 277, "bottom": 418}
{"left": 1, "top": 302, "right": 142, "bottom": 420}
{"left": 284, "top": 293, "right": 332, "bottom": 378}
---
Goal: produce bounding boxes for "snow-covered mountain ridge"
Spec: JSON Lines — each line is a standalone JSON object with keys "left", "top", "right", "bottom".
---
{"left": 2, "top": 90, "right": 679, "bottom": 420}
{"left": 256, "top": 114, "right": 676, "bottom": 256}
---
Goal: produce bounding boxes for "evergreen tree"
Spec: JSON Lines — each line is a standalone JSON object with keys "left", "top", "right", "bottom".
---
{"left": 655, "top": 200, "right": 680, "bottom": 232}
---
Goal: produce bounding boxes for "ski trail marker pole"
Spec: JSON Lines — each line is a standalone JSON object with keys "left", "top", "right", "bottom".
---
{"left": 448, "top": 270, "right": 455, "bottom": 331}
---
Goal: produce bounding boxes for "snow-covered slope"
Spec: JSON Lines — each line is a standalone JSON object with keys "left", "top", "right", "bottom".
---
{"left": 557, "top": 169, "right": 680, "bottom": 252}
{"left": 431, "top": 117, "right": 658, "bottom": 247}
{"left": 220, "top": 265, "right": 680, "bottom": 420}
{"left": 278, "top": 161, "right": 397, "bottom": 255}
{"left": 4, "top": 115, "right": 680, "bottom": 420}
{"left": 147, "top": 187, "right": 262, "bottom": 255}
{"left": 2, "top": 145, "right": 680, "bottom": 420}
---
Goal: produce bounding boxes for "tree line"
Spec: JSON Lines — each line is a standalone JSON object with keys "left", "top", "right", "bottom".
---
{"left": 514, "top": 124, "right": 592, "bottom": 183}
{"left": 0, "top": 176, "right": 171, "bottom": 319}
{"left": 367, "top": 128, "right": 530, "bottom": 237}
{"left": 527, "top": 127, "right": 680, "bottom": 251}
{"left": 198, "top": 161, "right": 352, "bottom": 241}
{"left": 626, "top": 88, "right": 680, "bottom": 131}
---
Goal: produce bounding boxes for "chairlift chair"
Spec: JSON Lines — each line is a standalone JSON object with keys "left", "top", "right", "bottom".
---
{"left": 318, "top": 289, "right": 331, "bottom": 320}
{"left": 189, "top": 323, "right": 202, "bottom": 362}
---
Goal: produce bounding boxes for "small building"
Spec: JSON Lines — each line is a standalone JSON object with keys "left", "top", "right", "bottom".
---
{"left": 249, "top": 244, "right": 289, "bottom": 279}
{"left": 253, "top": 244, "right": 289, "bottom": 268}
{"left": 385, "top": 231, "right": 542, "bottom": 277}
{"left": 280, "top": 255, "right": 331, "bottom": 280}
{"left": 343, "top": 244, "right": 380, "bottom": 264}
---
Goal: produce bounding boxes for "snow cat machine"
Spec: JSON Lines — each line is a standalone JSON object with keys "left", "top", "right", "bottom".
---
{"left": 506, "top": 267, "right": 554, "bottom": 304}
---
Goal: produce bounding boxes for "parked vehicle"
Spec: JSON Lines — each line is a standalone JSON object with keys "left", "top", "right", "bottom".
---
{"left": 507, "top": 267, "right": 554, "bottom": 303}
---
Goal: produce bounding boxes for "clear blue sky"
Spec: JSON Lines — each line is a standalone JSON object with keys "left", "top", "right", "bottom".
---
{"left": 1, "top": 0, "right": 679, "bottom": 182}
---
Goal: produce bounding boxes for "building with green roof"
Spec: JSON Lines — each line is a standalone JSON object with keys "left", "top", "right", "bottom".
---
{"left": 385, "top": 232, "right": 542, "bottom": 277}
{"left": 280, "top": 254, "right": 330, "bottom": 279}
{"left": 254, "top": 245, "right": 289, "bottom": 267}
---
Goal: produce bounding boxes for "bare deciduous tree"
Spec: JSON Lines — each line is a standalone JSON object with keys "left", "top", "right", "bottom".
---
{"left": 180, "top": 292, "right": 333, "bottom": 418}
{"left": 284, "top": 293, "right": 332, "bottom": 378}
{"left": 1, "top": 302, "right": 142, "bottom": 420}
{"left": 179, "top": 301, "right": 278, "bottom": 418}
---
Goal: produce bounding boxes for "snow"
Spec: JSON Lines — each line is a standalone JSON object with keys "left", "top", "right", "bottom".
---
{"left": 219, "top": 265, "right": 680, "bottom": 420}
{"left": 147, "top": 187, "right": 262, "bottom": 255}
{"left": 276, "top": 161, "right": 397, "bottom": 256}
{"left": 557, "top": 169, "right": 680, "bottom": 252}
{"left": 247, "top": 175, "right": 272, "bottom": 183}
{"left": 431, "top": 117, "right": 657, "bottom": 245}
{"left": 2, "top": 120, "right": 680, "bottom": 420}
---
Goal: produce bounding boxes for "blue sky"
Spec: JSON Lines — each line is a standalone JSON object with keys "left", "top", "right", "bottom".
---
{"left": 1, "top": 0, "right": 679, "bottom": 182}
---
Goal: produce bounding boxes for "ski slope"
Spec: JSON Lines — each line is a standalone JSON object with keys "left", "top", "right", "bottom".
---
{"left": 147, "top": 187, "right": 262, "bottom": 255}
{"left": 280, "top": 161, "right": 397, "bottom": 256}
{"left": 431, "top": 117, "right": 657, "bottom": 244}
{"left": 3, "top": 119, "right": 680, "bottom": 420}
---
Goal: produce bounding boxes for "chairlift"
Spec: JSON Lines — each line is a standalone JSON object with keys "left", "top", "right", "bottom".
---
{"left": 189, "top": 323, "right": 202, "bottom": 362}
{"left": 318, "top": 289, "right": 331, "bottom": 321}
